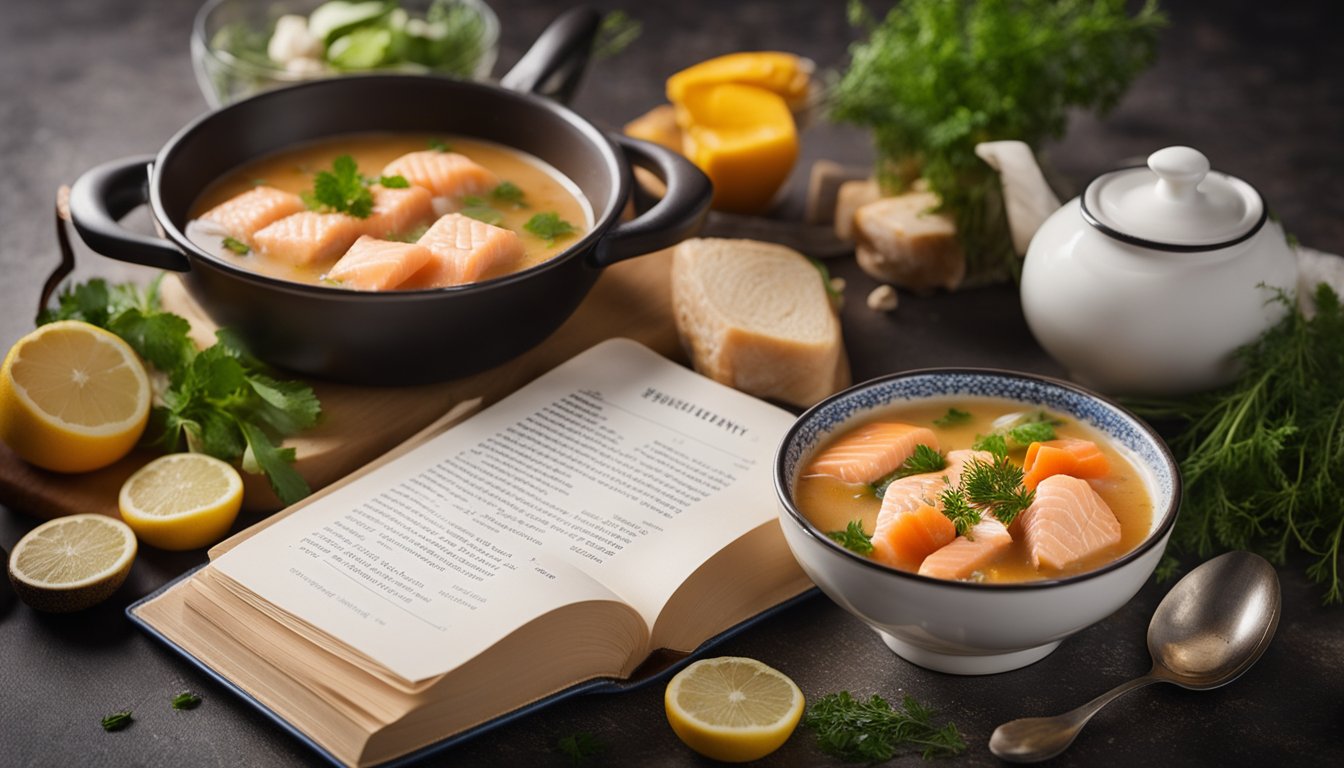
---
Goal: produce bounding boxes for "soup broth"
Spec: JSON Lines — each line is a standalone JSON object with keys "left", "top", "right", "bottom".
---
{"left": 188, "top": 133, "right": 592, "bottom": 287}
{"left": 794, "top": 397, "right": 1153, "bottom": 583}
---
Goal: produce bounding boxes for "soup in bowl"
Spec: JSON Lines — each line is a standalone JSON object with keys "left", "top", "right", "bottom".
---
{"left": 774, "top": 369, "right": 1180, "bottom": 675}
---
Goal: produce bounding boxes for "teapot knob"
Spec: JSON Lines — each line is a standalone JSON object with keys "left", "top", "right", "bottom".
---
{"left": 1148, "top": 146, "right": 1210, "bottom": 201}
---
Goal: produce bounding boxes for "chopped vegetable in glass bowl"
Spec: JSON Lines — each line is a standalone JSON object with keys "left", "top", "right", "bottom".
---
{"left": 192, "top": 0, "right": 499, "bottom": 107}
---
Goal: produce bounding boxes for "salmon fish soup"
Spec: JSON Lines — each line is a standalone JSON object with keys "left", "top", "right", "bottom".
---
{"left": 186, "top": 133, "right": 593, "bottom": 290}
{"left": 794, "top": 398, "right": 1153, "bottom": 584}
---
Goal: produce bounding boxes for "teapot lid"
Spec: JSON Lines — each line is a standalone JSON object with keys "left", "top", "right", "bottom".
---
{"left": 1080, "top": 146, "right": 1266, "bottom": 252}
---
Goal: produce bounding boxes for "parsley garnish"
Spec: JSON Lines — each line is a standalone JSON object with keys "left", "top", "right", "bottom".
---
{"left": 871, "top": 444, "right": 945, "bottom": 498}
{"left": 556, "top": 732, "right": 604, "bottom": 765}
{"left": 41, "top": 277, "right": 320, "bottom": 505}
{"left": 378, "top": 174, "right": 410, "bottom": 189}
{"left": 933, "top": 407, "right": 972, "bottom": 427}
{"left": 524, "top": 212, "right": 577, "bottom": 244}
{"left": 101, "top": 710, "right": 133, "bottom": 732}
{"left": 827, "top": 520, "right": 874, "bottom": 555}
{"left": 171, "top": 692, "right": 203, "bottom": 710}
{"left": 221, "top": 236, "right": 250, "bottom": 255}
{"left": 492, "top": 181, "right": 526, "bottom": 207}
{"left": 428, "top": 138, "right": 451, "bottom": 152}
{"left": 1126, "top": 283, "right": 1344, "bottom": 603}
{"left": 303, "top": 155, "right": 374, "bottom": 218}
{"left": 803, "top": 692, "right": 965, "bottom": 761}
{"left": 972, "top": 411, "right": 1061, "bottom": 453}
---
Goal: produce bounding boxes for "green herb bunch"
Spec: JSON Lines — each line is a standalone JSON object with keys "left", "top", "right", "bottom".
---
{"left": 1127, "top": 284, "right": 1344, "bottom": 603}
{"left": 832, "top": 0, "right": 1165, "bottom": 281}
{"left": 803, "top": 691, "right": 965, "bottom": 761}
{"left": 41, "top": 277, "right": 320, "bottom": 505}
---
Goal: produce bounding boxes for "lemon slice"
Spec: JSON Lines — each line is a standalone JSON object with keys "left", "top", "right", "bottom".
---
{"left": 7, "top": 514, "right": 137, "bottom": 612}
{"left": 665, "top": 656, "right": 805, "bottom": 762}
{"left": 0, "top": 320, "right": 151, "bottom": 473}
{"left": 119, "top": 453, "right": 244, "bottom": 551}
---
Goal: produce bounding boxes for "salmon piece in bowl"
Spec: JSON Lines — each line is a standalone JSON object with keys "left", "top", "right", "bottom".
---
{"left": 1018, "top": 474, "right": 1122, "bottom": 571}
{"left": 199, "top": 186, "right": 306, "bottom": 244}
{"left": 406, "top": 213, "right": 524, "bottom": 288}
{"left": 383, "top": 151, "right": 499, "bottom": 201}
{"left": 325, "top": 236, "right": 434, "bottom": 291}
{"left": 253, "top": 212, "right": 365, "bottom": 266}
{"left": 804, "top": 422, "right": 939, "bottom": 484}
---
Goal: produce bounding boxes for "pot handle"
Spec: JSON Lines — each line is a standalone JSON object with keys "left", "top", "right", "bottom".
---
{"left": 499, "top": 7, "right": 601, "bottom": 104}
{"left": 68, "top": 155, "right": 191, "bottom": 272}
{"left": 591, "top": 135, "right": 713, "bottom": 268}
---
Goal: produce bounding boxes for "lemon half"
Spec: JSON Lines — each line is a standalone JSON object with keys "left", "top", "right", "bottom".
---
{"left": 0, "top": 321, "right": 151, "bottom": 473}
{"left": 7, "top": 514, "right": 138, "bottom": 612}
{"left": 665, "top": 656, "right": 805, "bottom": 762}
{"left": 119, "top": 453, "right": 243, "bottom": 551}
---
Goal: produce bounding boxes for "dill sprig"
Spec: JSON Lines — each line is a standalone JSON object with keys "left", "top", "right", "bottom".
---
{"left": 1127, "top": 283, "right": 1344, "bottom": 604}
{"left": 803, "top": 691, "right": 965, "bottom": 761}
{"left": 961, "top": 455, "right": 1034, "bottom": 527}
{"left": 938, "top": 485, "right": 980, "bottom": 536}
{"left": 827, "top": 520, "right": 874, "bottom": 555}
{"left": 872, "top": 444, "right": 946, "bottom": 498}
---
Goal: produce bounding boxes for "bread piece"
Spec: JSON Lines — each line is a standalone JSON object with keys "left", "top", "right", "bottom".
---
{"left": 854, "top": 192, "right": 964, "bottom": 292}
{"left": 672, "top": 238, "right": 848, "bottom": 408}
{"left": 833, "top": 179, "right": 880, "bottom": 241}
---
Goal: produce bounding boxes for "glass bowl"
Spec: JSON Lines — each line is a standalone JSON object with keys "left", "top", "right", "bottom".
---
{"left": 192, "top": 0, "right": 500, "bottom": 107}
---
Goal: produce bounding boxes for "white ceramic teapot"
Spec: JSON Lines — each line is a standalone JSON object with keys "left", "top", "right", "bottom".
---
{"left": 1019, "top": 146, "right": 1298, "bottom": 395}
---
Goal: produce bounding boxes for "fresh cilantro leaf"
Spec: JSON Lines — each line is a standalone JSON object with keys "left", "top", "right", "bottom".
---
{"left": 101, "top": 710, "right": 133, "bottom": 732}
{"left": 491, "top": 181, "right": 526, "bottom": 207}
{"left": 933, "top": 407, "right": 972, "bottom": 427}
{"left": 460, "top": 205, "right": 505, "bottom": 226}
{"left": 1008, "top": 420, "right": 1058, "bottom": 446}
{"left": 556, "top": 732, "right": 604, "bottom": 766}
{"left": 971, "top": 433, "right": 1009, "bottom": 459}
{"left": 428, "top": 138, "right": 450, "bottom": 152}
{"left": 170, "top": 692, "right": 202, "bottom": 710}
{"left": 305, "top": 154, "right": 374, "bottom": 218}
{"left": 378, "top": 174, "right": 410, "bottom": 189}
{"left": 827, "top": 520, "right": 874, "bottom": 555}
{"left": 524, "top": 212, "right": 577, "bottom": 244}
{"left": 221, "top": 236, "right": 250, "bottom": 255}
{"left": 239, "top": 421, "right": 310, "bottom": 505}
{"left": 247, "top": 374, "right": 322, "bottom": 434}
{"left": 107, "top": 308, "right": 194, "bottom": 373}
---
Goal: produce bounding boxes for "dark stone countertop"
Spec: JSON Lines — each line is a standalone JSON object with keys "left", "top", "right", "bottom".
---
{"left": 2, "top": 1, "right": 1341, "bottom": 766}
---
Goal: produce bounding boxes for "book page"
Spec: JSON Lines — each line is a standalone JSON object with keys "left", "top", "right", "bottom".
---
{"left": 212, "top": 339, "right": 794, "bottom": 682}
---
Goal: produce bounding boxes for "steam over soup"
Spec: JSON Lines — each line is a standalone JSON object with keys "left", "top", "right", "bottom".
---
{"left": 794, "top": 398, "right": 1153, "bottom": 583}
{"left": 187, "top": 133, "right": 592, "bottom": 290}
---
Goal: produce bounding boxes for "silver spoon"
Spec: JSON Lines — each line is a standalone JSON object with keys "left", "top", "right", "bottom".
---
{"left": 989, "top": 550, "right": 1281, "bottom": 763}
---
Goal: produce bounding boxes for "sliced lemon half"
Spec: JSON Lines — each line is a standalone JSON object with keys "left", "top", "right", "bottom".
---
{"left": 0, "top": 320, "right": 151, "bottom": 473}
{"left": 119, "top": 453, "right": 244, "bottom": 551}
{"left": 7, "top": 514, "right": 138, "bottom": 612}
{"left": 665, "top": 656, "right": 805, "bottom": 762}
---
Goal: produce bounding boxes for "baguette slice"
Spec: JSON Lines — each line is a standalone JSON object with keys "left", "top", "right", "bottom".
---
{"left": 671, "top": 238, "right": 848, "bottom": 408}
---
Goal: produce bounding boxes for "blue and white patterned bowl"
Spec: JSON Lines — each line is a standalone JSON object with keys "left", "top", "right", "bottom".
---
{"left": 774, "top": 369, "right": 1181, "bottom": 675}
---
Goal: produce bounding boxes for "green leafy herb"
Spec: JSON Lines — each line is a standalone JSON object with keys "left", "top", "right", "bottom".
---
{"left": 593, "top": 10, "right": 642, "bottom": 59}
{"left": 971, "top": 433, "right": 1009, "bottom": 458}
{"left": 101, "top": 710, "right": 133, "bottom": 732}
{"left": 491, "top": 181, "right": 526, "bottom": 207}
{"left": 832, "top": 0, "right": 1164, "bottom": 281}
{"left": 556, "top": 732, "right": 604, "bottom": 766}
{"left": 960, "top": 454, "right": 1034, "bottom": 527}
{"left": 1126, "top": 284, "right": 1344, "bottom": 603}
{"left": 1008, "top": 420, "right": 1057, "bottom": 446}
{"left": 171, "top": 692, "right": 203, "bottom": 710}
{"left": 872, "top": 444, "right": 947, "bottom": 498}
{"left": 221, "top": 236, "right": 251, "bottom": 255}
{"left": 378, "top": 174, "right": 410, "bottom": 189}
{"left": 41, "top": 278, "right": 320, "bottom": 505}
{"left": 803, "top": 692, "right": 965, "bottom": 761}
{"left": 933, "top": 408, "right": 972, "bottom": 428}
{"left": 809, "top": 258, "right": 844, "bottom": 305}
{"left": 937, "top": 486, "right": 981, "bottom": 536}
{"left": 827, "top": 520, "right": 874, "bottom": 556}
{"left": 460, "top": 205, "right": 505, "bottom": 226}
{"left": 428, "top": 138, "right": 451, "bottom": 152}
{"left": 524, "top": 212, "right": 577, "bottom": 244}
{"left": 972, "top": 411, "right": 1061, "bottom": 454}
{"left": 304, "top": 154, "right": 374, "bottom": 218}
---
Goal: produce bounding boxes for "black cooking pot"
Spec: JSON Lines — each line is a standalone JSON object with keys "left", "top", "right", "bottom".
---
{"left": 68, "top": 9, "right": 711, "bottom": 385}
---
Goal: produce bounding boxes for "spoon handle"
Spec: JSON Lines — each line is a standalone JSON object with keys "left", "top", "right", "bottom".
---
{"left": 989, "top": 672, "right": 1163, "bottom": 763}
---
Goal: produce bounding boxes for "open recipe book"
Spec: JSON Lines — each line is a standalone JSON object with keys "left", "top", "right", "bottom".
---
{"left": 130, "top": 339, "right": 813, "bottom": 768}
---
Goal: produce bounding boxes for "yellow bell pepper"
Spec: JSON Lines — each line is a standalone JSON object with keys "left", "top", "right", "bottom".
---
{"left": 676, "top": 82, "right": 798, "bottom": 214}
{"left": 666, "top": 51, "right": 812, "bottom": 109}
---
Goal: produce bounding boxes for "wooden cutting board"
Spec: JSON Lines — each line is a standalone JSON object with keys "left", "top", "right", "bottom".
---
{"left": 0, "top": 249, "right": 684, "bottom": 520}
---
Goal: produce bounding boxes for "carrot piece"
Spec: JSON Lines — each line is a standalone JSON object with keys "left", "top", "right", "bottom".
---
{"left": 870, "top": 503, "right": 957, "bottom": 573}
{"left": 1022, "top": 438, "right": 1111, "bottom": 490}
